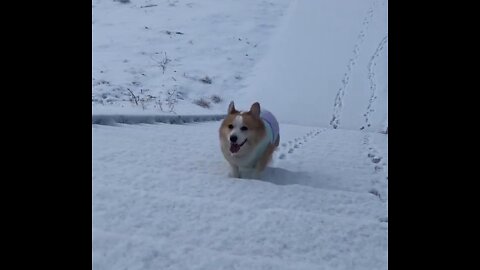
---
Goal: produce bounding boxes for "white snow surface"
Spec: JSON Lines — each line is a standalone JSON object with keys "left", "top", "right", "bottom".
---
{"left": 93, "top": 122, "right": 388, "bottom": 269}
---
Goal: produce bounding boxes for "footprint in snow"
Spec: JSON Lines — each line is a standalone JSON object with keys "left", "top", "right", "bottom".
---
{"left": 369, "top": 189, "right": 382, "bottom": 199}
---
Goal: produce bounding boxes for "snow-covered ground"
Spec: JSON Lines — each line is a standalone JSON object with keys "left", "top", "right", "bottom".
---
{"left": 235, "top": 0, "right": 388, "bottom": 131}
{"left": 92, "top": 0, "right": 291, "bottom": 115}
{"left": 93, "top": 0, "right": 388, "bottom": 269}
{"left": 93, "top": 122, "right": 387, "bottom": 270}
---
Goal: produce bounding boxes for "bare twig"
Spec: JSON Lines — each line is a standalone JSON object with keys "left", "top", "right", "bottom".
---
{"left": 126, "top": 88, "right": 139, "bottom": 106}
{"left": 140, "top": 4, "right": 157, "bottom": 8}
{"left": 150, "top": 52, "right": 171, "bottom": 74}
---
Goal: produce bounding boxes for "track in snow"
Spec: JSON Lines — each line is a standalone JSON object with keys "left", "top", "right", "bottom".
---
{"left": 277, "top": 129, "right": 323, "bottom": 160}
{"left": 361, "top": 35, "right": 388, "bottom": 130}
{"left": 330, "top": 1, "right": 377, "bottom": 129}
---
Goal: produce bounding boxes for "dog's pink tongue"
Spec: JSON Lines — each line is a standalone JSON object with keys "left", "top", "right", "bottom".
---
{"left": 230, "top": 143, "right": 240, "bottom": 153}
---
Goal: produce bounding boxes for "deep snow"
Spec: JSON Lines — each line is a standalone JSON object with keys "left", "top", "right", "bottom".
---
{"left": 93, "top": 122, "right": 388, "bottom": 269}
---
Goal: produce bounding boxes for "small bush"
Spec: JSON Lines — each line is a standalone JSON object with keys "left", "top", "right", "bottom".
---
{"left": 199, "top": 76, "right": 212, "bottom": 84}
{"left": 166, "top": 89, "right": 179, "bottom": 112}
{"left": 210, "top": 95, "right": 222, "bottom": 104}
{"left": 194, "top": 98, "right": 211, "bottom": 109}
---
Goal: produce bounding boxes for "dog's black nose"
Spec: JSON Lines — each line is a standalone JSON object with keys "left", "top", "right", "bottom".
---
{"left": 230, "top": 135, "right": 237, "bottom": 143}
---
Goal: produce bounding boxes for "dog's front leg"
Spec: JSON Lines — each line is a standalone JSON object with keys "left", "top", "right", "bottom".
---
{"left": 251, "top": 144, "right": 275, "bottom": 180}
{"left": 251, "top": 170, "right": 262, "bottom": 180}
{"left": 229, "top": 165, "right": 241, "bottom": 178}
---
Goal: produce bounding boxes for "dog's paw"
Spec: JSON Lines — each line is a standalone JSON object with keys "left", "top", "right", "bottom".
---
{"left": 228, "top": 165, "right": 241, "bottom": 178}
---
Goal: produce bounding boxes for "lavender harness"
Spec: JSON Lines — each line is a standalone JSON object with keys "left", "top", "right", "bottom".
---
{"left": 242, "top": 109, "right": 279, "bottom": 168}
{"left": 260, "top": 109, "right": 279, "bottom": 145}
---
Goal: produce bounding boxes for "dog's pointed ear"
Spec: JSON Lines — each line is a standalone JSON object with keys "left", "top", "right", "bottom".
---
{"left": 228, "top": 101, "right": 237, "bottom": 114}
{"left": 249, "top": 102, "right": 261, "bottom": 118}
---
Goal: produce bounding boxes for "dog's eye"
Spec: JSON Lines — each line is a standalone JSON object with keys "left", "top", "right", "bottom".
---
{"left": 228, "top": 124, "right": 234, "bottom": 129}
{"left": 241, "top": 126, "right": 248, "bottom": 131}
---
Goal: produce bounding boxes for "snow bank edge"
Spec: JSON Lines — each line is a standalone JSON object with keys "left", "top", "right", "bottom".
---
{"left": 92, "top": 114, "right": 226, "bottom": 126}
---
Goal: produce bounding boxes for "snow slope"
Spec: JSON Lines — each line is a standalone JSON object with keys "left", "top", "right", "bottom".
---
{"left": 92, "top": 0, "right": 292, "bottom": 114}
{"left": 93, "top": 122, "right": 388, "bottom": 269}
{"left": 92, "top": 0, "right": 387, "bottom": 133}
{"left": 236, "top": 0, "right": 388, "bottom": 132}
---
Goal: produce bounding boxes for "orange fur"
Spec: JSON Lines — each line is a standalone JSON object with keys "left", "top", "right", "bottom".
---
{"left": 219, "top": 102, "right": 278, "bottom": 179}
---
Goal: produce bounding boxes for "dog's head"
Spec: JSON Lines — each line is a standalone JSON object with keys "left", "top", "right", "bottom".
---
{"left": 219, "top": 101, "right": 266, "bottom": 157}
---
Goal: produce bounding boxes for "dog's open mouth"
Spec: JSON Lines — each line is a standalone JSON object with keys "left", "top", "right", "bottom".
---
{"left": 230, "top": 139, "right": 247, "bottom": 153}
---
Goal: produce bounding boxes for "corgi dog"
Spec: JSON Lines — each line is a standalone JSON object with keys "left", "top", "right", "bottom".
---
{"left": 219, "top": 101, "right": 280, "bottom": 179}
